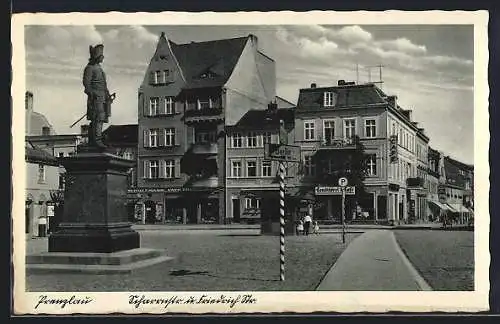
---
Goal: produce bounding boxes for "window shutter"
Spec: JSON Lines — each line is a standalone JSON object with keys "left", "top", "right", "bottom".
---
{"left": 159, "top": 98, "right": 166, "bottom": 115}
{"left": 143, "top": 130, "right": 149, "bottom": 148}
{"left": 174, "top": 128, "right": 180, "bottom": 146}
{"left": 159, "top": 160, "right": 166, "bottom": 178}
{"left": 175, "top": 159, "right": 181, "bottom": 178}
{"left": 158, "top": 129, "right": 165, "bottom": 147}
{"left": 149, "top": 71, "right": 155, "bottom": 85}
{"left": 143, "top": 160, "right": 150, "bottom": 179}
{"left": 174, "top": 100, "right": 179, "bottom": 114}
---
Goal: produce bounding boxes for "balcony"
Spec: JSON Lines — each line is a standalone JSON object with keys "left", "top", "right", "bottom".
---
{"left": 318, "top": 136, "right": 357, "bottom": 150}
{"left": 407, "top": 177, "right": 425, "bottom": 189}
{"left": 188, "top": 176, "right": 219, "bottom": 188}
{"left": 191, "top": 142, "right": 218, "bottom": 155}
{"left": 184, "top": 107, "right": 223, "bottom": 124}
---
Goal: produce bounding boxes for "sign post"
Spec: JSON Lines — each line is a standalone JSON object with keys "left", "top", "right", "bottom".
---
{"left": 315, "top": 179, "right": 355, "bottom": 244}
{"left": 263, "top": 119, "right": 301, "bottom": 282}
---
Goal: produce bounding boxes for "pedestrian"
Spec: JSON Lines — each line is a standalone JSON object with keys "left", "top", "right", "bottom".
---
{"left": 313, "top": 220, "right": 320, "bottom": 235}
{"left": 296, "top": 219, "right": 304, "bottom": 235}
{"left": 304, "top": 214, "right": 312, "bottom": 236}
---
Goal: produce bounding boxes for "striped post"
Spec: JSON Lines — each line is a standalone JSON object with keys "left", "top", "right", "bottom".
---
{"left": 341, "top": 189, "right": 346, "bottom": 244}
{"left": 279, "top": 161, "right": 286, "bottom": 281}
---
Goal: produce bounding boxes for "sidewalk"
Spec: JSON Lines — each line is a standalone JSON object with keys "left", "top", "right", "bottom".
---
{"left": 316, "top": 230, "right": 432, "bottom": 291}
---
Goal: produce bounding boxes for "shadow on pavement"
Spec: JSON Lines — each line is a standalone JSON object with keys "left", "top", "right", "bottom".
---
{"left": 169, "top": 269, "right": 279, "bottom": 282}
{"left": 217, "top": 234, "right": 262, "bottom": 237}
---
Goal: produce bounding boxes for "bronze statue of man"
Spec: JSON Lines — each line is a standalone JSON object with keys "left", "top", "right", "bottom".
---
{"left": 82, "top": 44, "right": 115, "bottom": 148}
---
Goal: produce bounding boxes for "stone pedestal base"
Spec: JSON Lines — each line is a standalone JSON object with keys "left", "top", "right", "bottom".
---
{"left": 48, "top": 151, "right": 139, "bottom": 253}
{"left": 27, "top": 248, "right": 173, "bottom": 274}
{"left": 49, "top": 224, "right": 140, "bottom": 253}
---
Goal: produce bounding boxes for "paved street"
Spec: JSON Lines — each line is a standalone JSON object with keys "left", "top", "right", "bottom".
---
{"left": 26, "top": 229, "right": 359, "bottom": 292}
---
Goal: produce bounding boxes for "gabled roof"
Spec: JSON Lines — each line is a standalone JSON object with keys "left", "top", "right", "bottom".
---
{"left": 103, "top": 124, "right": 138, "bottom": 145}
{"left": 169, "top": 36, "right": 248, "bottom": 89}
{"left": 296, "top": 83, "right": 386, "bottom": 112}
{"left": 231, "top": 107, "right": 295, "bottom": 129}
{"left": 25, "top": 142, "right": 58, "bottom": 165}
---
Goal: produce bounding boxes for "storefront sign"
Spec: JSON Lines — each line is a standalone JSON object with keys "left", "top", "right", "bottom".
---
{"left": 47, "top": 205, "right": 55, "bottom": 217}
{"left": 389, "top": 135, "right": 398, "bottom": 163}
{"left": 315, "top": 186, "right": 355, "bottom": 196}
{"left": 264, "top": 143, "right": 300, "bottom": 162}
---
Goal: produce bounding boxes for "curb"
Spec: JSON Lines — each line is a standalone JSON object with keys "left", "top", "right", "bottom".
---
{"left": 390, "top": 231, "right": 433, "bottom": 291}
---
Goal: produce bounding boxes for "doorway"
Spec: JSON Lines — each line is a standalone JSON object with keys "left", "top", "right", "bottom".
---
{"left": 232, "top": 198, "right": 240, "bottom": 222}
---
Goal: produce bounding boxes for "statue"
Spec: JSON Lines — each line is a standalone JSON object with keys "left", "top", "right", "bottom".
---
{"left": 82, "top": 44, "right": 115, "bottom": 148}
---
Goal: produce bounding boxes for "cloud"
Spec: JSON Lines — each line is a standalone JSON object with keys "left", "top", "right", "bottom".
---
{"left": 334, "top": 25, "right": 373, "bottom": 43}
{"left": 378, "top": 37, "right": 427, "bottom": 55}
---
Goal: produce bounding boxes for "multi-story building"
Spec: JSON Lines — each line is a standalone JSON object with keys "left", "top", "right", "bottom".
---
{"left": 225, "top": 102, "right": 295, "bottom": 224}
{"left": 103, "top": 124, "right": 138, "bottom": 188}
{"left": 439, "top": 155, "right": 474, "bottom": 223}
{"left": 25, "top": 141, "right": 60, "bottom": 237}
{"left": 411, "top": 128, "right": 430, "bottom": 223}
{"left": 137, "top": 32, "right": 276, "bottom": 224}
{"left": 427, "top": 146, "right": 446, "bottom": 221}
{"left": 294, "top": 80, "right": 426, "bottom": 224}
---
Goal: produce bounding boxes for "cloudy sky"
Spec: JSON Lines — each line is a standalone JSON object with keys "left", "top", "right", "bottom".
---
{"left": 25, "top": 24, "right": 474, "bottom": 164}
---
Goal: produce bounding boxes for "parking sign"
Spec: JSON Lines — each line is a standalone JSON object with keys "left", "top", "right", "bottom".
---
{"left": 338, "top": 177, "right": 348, "bottom": 187}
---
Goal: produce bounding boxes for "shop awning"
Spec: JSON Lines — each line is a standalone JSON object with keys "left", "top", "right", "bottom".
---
{"left": 429, "top": 200, "right": 451, "bottom": 211}
{"left": 447, "top": 203, "right": 470, "bottom": 213}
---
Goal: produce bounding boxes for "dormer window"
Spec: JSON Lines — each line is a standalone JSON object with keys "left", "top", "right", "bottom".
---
{"left": 42, "top": 126, "right": 50, "bottom": 136}
{"left": 154, "top": 71, "right": 161, "bottom": 84}
{"left": 324, "top": 91, "right": 336, "bottom": 107}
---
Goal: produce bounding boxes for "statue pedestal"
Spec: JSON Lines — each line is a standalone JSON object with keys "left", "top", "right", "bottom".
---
{"left": 49, "top": 152, "right": 139, "bottom": 253}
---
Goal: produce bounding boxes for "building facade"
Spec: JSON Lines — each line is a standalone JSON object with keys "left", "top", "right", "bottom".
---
{"left": 225, "top": 103, "right": 295, "bottom": 224}
{"left": 25, "top": 141, "right": 60, "bottom": 237}
{"left": 293, "top": 81, "right": 428, "bottom": 224}
{"left": 136, "top": 32, "right": 276, "bottom": 224}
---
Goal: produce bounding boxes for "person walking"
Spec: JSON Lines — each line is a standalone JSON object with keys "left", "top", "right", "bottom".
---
{"left": 304, "top": 214, "right": 312, "bottom": 236}
{"left": 296, "top": 219, "right": 304, "bottom": 235}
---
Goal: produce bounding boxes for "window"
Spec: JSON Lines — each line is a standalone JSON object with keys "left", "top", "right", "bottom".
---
{"left": 164, "top": 160, "right": 175, "bottom": 178}
{"left": 42, "top": 127, "right": 50, "bottom": 136}
{"left": 232, "top": 161, "right": 242, "bottom": 177}
{"left": 149, "top": 129, "right": 158, "bottom": 147}
{"left": 327, "top": 159, "right": 336, "bottom": 174}
{"left": 245, "top": 198, "right": 260, "bottom": 209}
{"left": 232, "top": 133, "right": 242, "bottom": 148}
{"left": 399, "top": 128, "right": 403, "bottom": 145}
{"left": 365, "top": 119, "right": 376, "bottom": 138}
{"left": 304, "top": 121, "right": 315, "bottom": 141}
{"left": 324, "top": 92, "right": 335, "bottom": 107}
{"left": 366, "top": 154, "right": 377, "bottom": 176}
{"left": 262, "top": 160, "right": 272, "bottom": 177}
{"left": 344, "top": 119, "right": 356, "bottom": 139}
{"left": 149, "top": 97, "right": 159, "bottom": 116}
{"left": 150, "top": 160, "right": 159, "bottom": 179}
{"left": 162, "top": 70, "right": 170, "bottom": 83}
{"left": 197, "top": 98, "right": 212, "bottom": 110}
{"left": 164, "top": 97, "right": 175, "bottom": 114}
{"left": 58, "top": 152, "right": 64, "bottom": 158}
{"left": 304, "top": 155, "right": 315, "bottom": 176}
{"left": 247, "top": 160, "right": 257, "bottom": 177}
{"left": 154, "top": 71, "right": 161, "bottom": 84}
{"left": 262, "top": 132, "right": 272, "bottom": 145}
{"left": 323, "top": 120, "right": 335, "bottom": 144}
{"left": 392, "top": 123, "right": 396, "bottom": 136}
{"left": 164, "top": 128, "right": 175, "bottom": 146}
{"left": 247, "top": 132, "right": 258, "bottom": 147}
{"left": 122, "top": 152, "right": 133, "bottom": 160}
{"left": 38, "top": 164, "right": 45, "bottom": 183}
{"left": 196, "top": 131, "right": 216, "bottom": 143}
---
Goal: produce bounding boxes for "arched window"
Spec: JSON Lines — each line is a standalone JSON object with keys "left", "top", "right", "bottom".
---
{"left": 42, "top": 126, "right": 50, "bottom": 136}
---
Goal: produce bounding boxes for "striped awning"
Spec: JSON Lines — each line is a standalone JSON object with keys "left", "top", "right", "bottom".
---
{"left": 447, "top": 203, "right": 470, "bottom": 213}
{"left": 429, "top": 200, "right": 452, "bottom": 211}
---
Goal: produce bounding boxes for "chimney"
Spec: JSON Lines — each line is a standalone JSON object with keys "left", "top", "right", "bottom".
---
{"left": 310, "top": 83, "right": 317, "bottom": 89}
{"left": 249, "top": 34, "right": 258, "bottom": 50}
{"left": 338, "top": 80, "right": 346, "bottom": 86}
{"left": 268, "top": 101, "right": 278, "bottom": 111}
{"left": 80, "top": 124, "right": 89, "bottom": 137}
{"left": 25, "top": 91, "right": 33, "bottom": 111}
{"left": 387, "top": 95, "right": 397, "bottom": 108}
